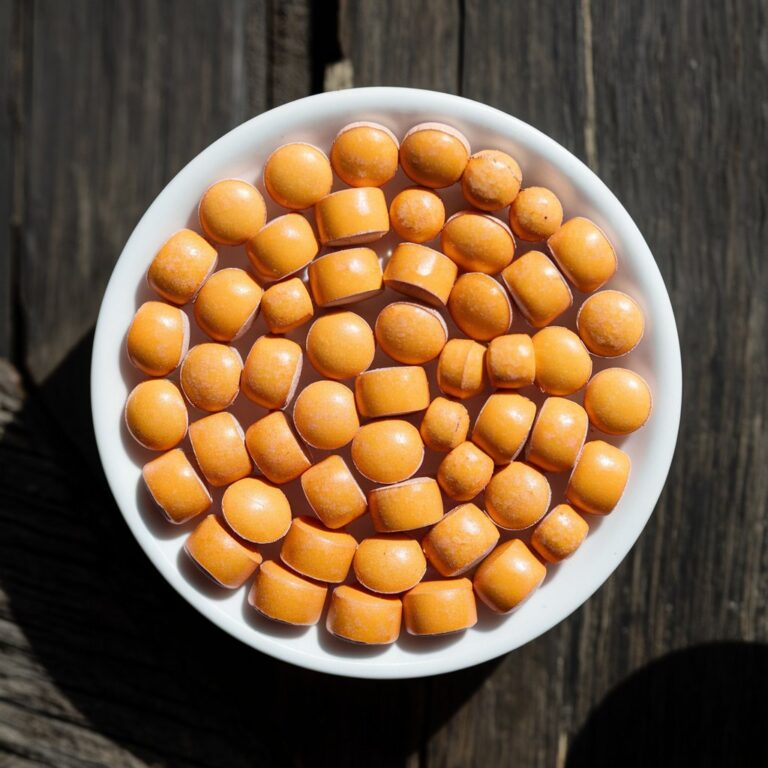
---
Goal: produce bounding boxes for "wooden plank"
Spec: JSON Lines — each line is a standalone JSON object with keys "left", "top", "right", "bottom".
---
{"left": 0, "top": 0, "right": 15, "bottom": 359}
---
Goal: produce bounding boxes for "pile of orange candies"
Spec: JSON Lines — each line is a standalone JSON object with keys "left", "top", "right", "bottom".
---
{"left": 125, "top": 121, "right": 652, "bottom": 645}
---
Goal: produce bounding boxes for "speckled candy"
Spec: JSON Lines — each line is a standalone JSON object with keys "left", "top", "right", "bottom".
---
{"left": 437, "top": 441, "right": 494, "bottom": 502}
{"left": 193, "top": 267, "right": 263, "bottom": 341}
{"left": 548, "top": 217, "right": 617, "bottom": 293}
{"left": 246, "top": 213, "right": 319, "bottom": 282}
{"left": 486, "top": 334, "right": 535, "bottom": 389}
{"left": 308, "top": 247, "right": 383, "bottom": 307}
{"left": 389, "top": 187, "right": 445, "bottom": 243}
{"left": 293, "top": 380, "right": 359, "bottom": 450}
{"left": 222, "top": 478, "right": 292, "bottom": 544}
{"left": 126, "top": 301, "right": 189, "bottom": 377}
{"left": 419, "top": 397, "right": 470, "bottom": 453}
{"left": 577, "top": 290, "right": 645, "bottom": 357}
{"left": 399, "top": 123, "right": 470, "bottom": 188}
{"left": 353, "top": 536, "right": 426, "bottom": 594}
{"left": 461, "top": 149, "right": 522, "bottom": 211}
{"left": 567, "top": 440, "right": 630, "bottom": 515}
{"left": 354, "top": 366, "right": 430, "bottom": 417}
{"left": 368, "top": 477, "right": 444, "bottom": 532}
{"left": 315, "top": 187, "right": 390, "bottom": 246}
{"left": 125, "top": 379, "right": 188, "bottom": 450}
{"left": 249, "top": 560, "right": 327, "bottom": 625}
{"left": 306, "top": 312, "right": 375, "bottom": 380}
{"left": 441, "top": 211, "right": 515, "bottom": 274}
{"left": 526, "top": 397, "right": 589, "bottom": 473}
{"left": 280, "top": 517, "right": 357, "bottom": 583}
{"left": 245, "top": 411, "right": 311, "bottom": 485}
{"left": 260, "top": 278, "right": 314, "bottom": 334}
{"left": 263, "top": 142, "right": 333, "bottom": 209}
{"left": 584, "top": 368, "right": 652, "bottom": 435}
{"left": 180, "top": 343, "right": 242, "bottom": 412}
{"left": 448, "top": 272, "right": 512, "bottom": 341}
{"left": 327, "top": 586, "right": 402, "bottom": 645}
{"left": 509, "top": 186, "right": 563, "bottom": 242}
{"left": 437, "top": 339, "right": 487, "bottom": 399}
{"left": 473, "top": 539, "right": 545, "bottom": 613}
{"left": 374, "top": 302, "right": 448, "bottom": 364}
{"left": 352, "top": 420, "right": 424, "bottom": 484}
{"left": 472, "top": 393, "right": 536, "bottom": 464}
{"left": 241, "top": 335, "right": 303, "bottom": 410}
{"left": 532, "top": 326, "right": 592, "bottom": 396}
{"left": 383, "top": 242, "right": 458, "bottom": 307}
{"left": 484, "top": 461, "right": 551, "bottom": 530}
{"left": 330, "top": 122, "right": 399, "bottom": 187}
{"left": 300, "top": 455, "right": 367, "bottom": 529}
{"left": 531, "top": 504, "right": 589, "bottom": 563}
{"left": 143, "top": 449, "right": 211, "bottom": 524}
{"left": 188, "top": 412, "right": 251, "bottom": 487}
{"left": 198, "top": 179, "right": 266, "bottom": 245}
{"left": 403, "top": 579, "right": 477, "bottom": 635}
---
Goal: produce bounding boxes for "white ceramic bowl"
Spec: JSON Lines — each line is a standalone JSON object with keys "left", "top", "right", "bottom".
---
{"left": 91, "top": 87, "right": 681, "bottom": 679}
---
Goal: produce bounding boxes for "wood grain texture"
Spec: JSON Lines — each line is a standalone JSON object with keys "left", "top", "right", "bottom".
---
{"left": 0, "top": 1, "right": 15, "bottom": 359}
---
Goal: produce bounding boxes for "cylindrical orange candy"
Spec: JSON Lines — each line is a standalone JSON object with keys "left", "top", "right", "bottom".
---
{"left": 263, "top": 142, "right": 333, "bottom": 209}
{"left": 374, "top": 302, "right": 447, "bottom": 364}
{"left": 532, "top": 326, "right": 592, "bottom": 396}
{"left": 577, "top": 290, "right": 645, "bottom": 357}
{"left": 584, "top": 368, "right": 652, "bottom": 435}
{"left": 473, "top": 539, "right": 545, "bottom": 613}
{"left": 188, "top": 412, "right": 251, "bottom": 487}
{"left": 399, "top": 123, "right": 470, "bottom": 188}
{"left": 142, "top": 449, "right": 211, "bottom": 524}
{"left": 249, "top": 560, "right": 327, "bottom": 625}
{"left": 327, "top": 586, "right": 402, "bottom": 645}
{"left": 293, "top": 380, "right": 359, "bottom": 450}
{"left": 437, "top": 339, "right": 487, "bottom": 399}
{"left": 441, "top": 212, "right": 515, "bottom": 274}
{"left": 125, "top": 379, "right": 188, "bottom": 451}
{"left": 567, "top": 440, "right": 631, "bottom": 515}
{"left": 180, "top": 343, "right": 242, "bottom": 412}
{"left": 419, "top": 397, "right": 470, "bottom": 453}
{"left": 193, "top": 267, "right": 263, "bottom": 341}
{"left": 246, "top": 213, "right": 319, "bottom": 282}
{"left": 185, "top": 515, "right": 262, "bottom": 589}
{"left": 126, "top": 301, "right": 189, "bottom": 377}
{"left": 422, "top": 503, "right": 500, "bottom": 577}
{"left": 389, "top": 187, "right": 445, "bottom": 243}
{"left": 403, "top": 579, "right": 477, "bottom": 635}
{"left": 300, "top": 455, "right": 367, "bottom": 529}
{"left": 509, "top": 186, "right": 563, "bottom": 242}
{"left": 306, "top": 311, "right": 375, "bottom": 380}
{"left": 527, "top": 397, "right": 589, "bottom": 473}
{"left": 260, "top": 277, "right": 314, "bottom": 334}
{"left": 472, "top": 393, "right": 536, "bottom": 464}
{"left": 147, "top": 229, "right": 218, "bottom": 305}
{"left": 448, "top": 272, "right": 512, "bottom": 341}
{"left": 308, "top": 247, "right": 383, "bottom": 307}
{"left": 368, "top": 477, "right": 444, "bottom": 532}
{"left": 354, "top": 366, "right": 430, "bottom": 418}
{"left": 241, "top": 335, "right": 303, "bottom": 410}
{"left": 437, "top": 441, "right": 494, "bottom": 502}
{"left": 501, "top": 250, "right": 572, "bottom": 328}
{"left": 280, "top": 517, "right": 357, "bottom": 583}
{"left": 330, "top": 122, "right": 399, "bottom": 187}
{"left": 485, "top": 462, "right": 550, "bottom": 530}
{"left": 245, "top": 411, "right": 311, "bottom": 484}
{"left": 383, "top": 242, "right": 458, "bottom": 307}
{"left": 222, "top": 478, "right": 292, "bottom": 544}
{"left": 461, "top": 149, "right": 522, "bottom": 211}
{"left": 198, "top": 179, "right": 267, "bottom": 245}
{"left": 548, "top": 217, "right": 617, "bottom": 293}
{"left": 351, "top": 420, "right": 424, "bottom": 484}
{"left": 353, "top": 536, "right": 426, "bottom": 593}
{"left": 531, "top": 504, "right": 589, "bottom": 563}
{"left": 486, "top": 334, "right": 535, "bottom": 389}
{"left": 315, "top": 187, "right": 390, "bottom": 247}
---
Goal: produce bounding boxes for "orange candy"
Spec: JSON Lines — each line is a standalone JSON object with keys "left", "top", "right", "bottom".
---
{"left": 222, "top": 478, "right": 292, "bottom": 544}
{"left": 374, "top": 302, "right": 447, "bottom": 364}
{"left": 399, "top": 123, "right": 470, "bottom": 188}
{"left": 548, "top": 217, "right": 617, "bottom": 293}
{"left": 473, "top": 539, "right": 545, "bottom": 613}
{"left": 327, "top": 586, "right": 402, "bottom": 645}
{"left": 306, "top": 312, "right": 375, "bottom": 380}
{"left": 437, "top": 441, "right": 494, "bottom": 502}
{"left": 353, "top": 536, "right": 426, "bottom": 593}
{"left": 293, "top": 380, "right": 360, "bottom": 450}
{"left": 193, "top": 267, "right": 263, "bottom": 341}
{"left": 441, "top": 211, "right": 515, "bottom": 274}
{"left": 301, "top": 455, "right": 367, "bottom": 529}
{"left": 486, "top": 334, "right": 535, "bottom": 389}
{"left": 461, "top": 149, "right": 522, "bottom": 211}
{"left": 527, "top": 397, "right": 589, "bottom": 472}
{"left": 531, "top": 504, "right": 589, "bottom": 563}
{"left": 330, "top": 122, "right": 399, "bottom": 187}
{"left": 147, "top": 229, "right": 218, "bottom": 305}
{"left": 509, "top": 186, "right": 563, "bottom": 241}
{"left": 249, "top": 560, "right": 327, "bottom": 625}
{"left": 484, "top": 462, "right": 551, "bottom": 530}
{"left": 188, "top": 412, "right": 251, "bottom": 487}
{"left": 280, "top": 517, "right": 357, "bottom": 583}
{"left": 448, "top": 272, "right": 512, "bottom": 341}
{"left": 383, "top": 242, "right": 458, "bottom": 307}
{"left": 308, "top": 247, "right": 383, "bottom": 307}
{"left": 420, "top": 397, "right": 470, "bottom": 453}
{"left": 584, "top": 368, "right": 652, "bottom": 435}
{"left": 198, "top": 179, "right": 266, "bottom": 245}
{"left": 368, "top": 477, "right": 444, "bottom": 532}
{"left": 126, "top": 301, "right": 189, "bottom": 377}
{"left": 125, "top": 379, "right": 188, "bottom": 451}
{"left": 260, "top": 278, "right": 314, "bottom": 334}
{"left": 180, "top": 343, "right": 242, "bottom": 412}
{"left": 532, "top": 326, "right": 592, "bottom": 395}
{"left": 437, "top": 339, "right": 487, "bottom": 399}
{"left": 246, "top": 213, "right": 319, "bottom": 282}
{"left": 315, "top": 187, "right": 390, "bottom": 247}
{"left": 472, "top": 393, "right": 536, "bottom": 464}
{"left": 403, "top": 579, "right": 477, "bottom": 635}
{"left": 567, "top": 440, "right": 630, "bottom": 515}
{"left": 351, "top": 420, "right": 424, "bottom": 484}
{"left": 241, "top": 335, "right": 303, "bottom": 410}
{"left": 245, "top": 411, "right": 311, "bottom": 485}
{"left": 354, "top": 366, "right": 430, "bottom": 418}
{"left": 263, "top": 142, "right": 333, "bottom": 209}
{"left": 389, "top": 187, "right": 446, "bottom": 243}
{"left": 143, "top": 449, "right": 211, "bottom": 524}
{"left": 577, "top": 290, "right": 645, "bottom": 357}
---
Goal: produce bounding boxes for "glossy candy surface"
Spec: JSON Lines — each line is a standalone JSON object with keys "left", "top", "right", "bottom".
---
{"left": 389, "top": 187, "right": 445, "bottom": 243}
{"left": 375, "top": 302, "right": 447, "bottom": 364}
{"left": 125, "top": 379, "right": 188, "bottom": 450}
{"left": 330, "top": 122, "right": 399, "bottom": 187}
{"left": 399, "top": 123, "right": 470, "bottom": 188}
{"left": 180, "top": 343, "right": 242, "bottom": 412}
{"left": 293, "top": 380, "right": 360, "bottom": 450}
{"left": 263, "top": 142, "right": 333, "bottom": 209}
{"left": 199, "top": 179, "right": 266, "bottom": 245}
{"left": 306, "top": 312, "right": 375, "bottom": 380}
{"left": 383, "top": 242, "right": 458, "bottom": 307}
{"left": 148, "top": 229, "right": 217, "bottom": 305}
{"left": 403, "top": 579, "right": 477, "bottom": 635}
{"left": 584, "top": 368, "right": 652, "bottom": 435}
{"left": 126, "top": 301, "right": 189, "bottom": 377}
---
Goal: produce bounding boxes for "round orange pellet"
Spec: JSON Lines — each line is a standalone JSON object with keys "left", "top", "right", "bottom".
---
{"left": 566, "top": 440, "right": 631, "bottom": 515}
{"left": 222, "top": 478, "right": 292, "bottom": 544}
{"left": 241, "top": 335, "right": 303, "bottom": 410}
{"left": 526, "top": 397, "right": 589, "bottom": 473}
{"left": 126, "top": 301, "right": 189, "bottom": 377}
{"left": 306, "top": 311, "right": 375, "bottom": 380}
{"left": 472, "top": 393, "right": 536, "bottom": 465}
{"left": 403, "top": 579, "right": 477, "bottom": 635}
{"left": 448, "top": 272, "right": 512, "bottom": 341}
{"left": 315, "top": 187, "right": 390, "bottom": 247}
{"left": 584, "top": 368, "right": 652, "bottom": 435}
{"left": 327, "top": 585, "right": 402, "bottom": 645}
{"left": 308, "top": 247, "right": 383, "bottom": 307}
{"left": 293, "top": 380, "right": 359, "bottom": 450}
{"left": 486, "top": 334, "right": 535, "bottom": 389}
{"left": 368, "top": 477, "right": 444, "bottom": 532}
{"left": 577, "top": 290, "right": 645, "bottom": 357}
{"left": 484, "top": 462, "right": 551, "bottom": 530}
{"left": 142, "top": 449, "right": 211, "bottom": 524}
{"left": 374, "top": 302, "right": 447, "bottom": 364}
{"left": 245, "top": 411, "right": 311, "bottom": 485}
{"left": 180, "top": 343, "right": 242, "bottom": 412}
{"left": 437, "top": 338, "right": 487, "bottom": 399}
{"left": 420, "top": 397, "right": 470, "bottom": 453}
{"left": 441, "top": 211, "right": 515, "bottom": 274}
{"left": 399, "top": 122, "right": 470, "bottom": 188}
{"left": 389, "top": 187, "right": 445, "bottom": 243}
{"left": 353, "top": 536, "right": 426, "bottom": 594}
{"left": 249, "top": 560, "right": 327, "bottom": 625}
{"left": 260, "top": 277, "right": 314, "bottom": 334}
{"left": 246, "top": 213, "right": 319, "bottom": 282}
{"left": 188, "top": 412, "right": 251, "bottom": 487}
{"left": 548, "top": 217, "right": 617, "bottom": 293}
{"left": 354, "top": 366, "right": 430, "bottom": 418}
{"left": 437, "top": 441, "right": 494, "bottom": 502}
{"left": 193, "top": 267, "right": 263, "bottom": 341}
{"left": 280, "top": 517, "right": 357, "bottom": 583}
{"left": 531, "top": 504, "right": 589, "bottom": 563}
{"left": 330, "top": 121, "right": 399, "bottom": 187}
{"left": 301, "top": 455, "right": 367, "bottom": 529}
{"left": 263, "top": 142, "right": 333, "bottom": 210}
{"left": 198, "top": 179, "right": 267, "bottom": 245}
{"left": 509, "top": 186, "right": 563, "bottom": 242}
{"left": 351, "top": 420, "right": 424, "bottom": 484}
{"left": 461, "top": 149, "right": 522, "bottom": 211}
{"left": 383, "top": 242, "right": 458, "bottom": 307}
{"left": 532, "top": 326, "right": 592, "bottom": 396}
{"left": 473, "top": 539, "right": 545, "bottom": 613}
{"left": 125, "top": 379, "right": 188, "bottom": 451}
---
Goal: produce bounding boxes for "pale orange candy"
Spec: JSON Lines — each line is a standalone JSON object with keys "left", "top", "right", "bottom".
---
{"left": 461, "top": 149, "right": 522, "bottom": 211}
{"left": 260, "top": 277, "right": 314, "bottom": 334}
{"left": 531, "top": 504, "right": 589, "bottom": 563}
{"left": 198, "top": 179, "right": 267, "bottom": 245}
{"left": 354, "top": 366, "right": 430, "bottom": 418}
{"left": 185, "top": 515, "right": 262, "bottom": 588}
{"left": 448, "top": 272, "right": 512, "bottom": 341}
{"left": 147, "top": 229, "right": 218, "bottom": 306}
{"left": 485, "top": 461, "right": 551, "bottom": 530}
{"left": 473, "top": 539, "right": 545, "bottom": 613}
{"left": 501, "top": 250, "right": 572, "bottom": 328}
{"left": 399, "top": 122, "right": 470, "bottom": 188}
{"left": 383, "top": 242, "right": 458, "bottom": 307}
{"left": 527, "top": 397, "right": 589, "bottom": 473}
{"left": 246, "top": 213, "right": 319, "bottom": 282}
{"left": 193, "top": 267, "right": 263, "bottom": 341}
{"left": 180, "top": 343, "right": 242, "bottom": 412}
{"left": 263, "top": 142, "right": 333, "bottom": 209}
{"left": 437, "top": 338, "right": 487, "bottom": 399}
{"left": 351, "top": 420, "right": 424, "bottom": 484}
{"left": 486, "top": 334, "right": 535, "bottom": 389}
{"left": 422, "top": 503, "right": 500, "bottom": 577}
{"left": 280, "top": 516, "right": 357, "bottom": 583}
{"left": 245, "top": 411, "right": 311, "bottom": 485}
{"left": 389, "top": 187, "right": 446, "bottom": 243}
{"left": 222, "top": 478, "right": 292, "bottom": 544}
{"left": 548, "top": 217, "right": 617, "bottom": 293}
{"left": 188, "top": 412, "right": 251, "bottom": 487}
{"left": 509, "top": 186, "right": 564, "bottom": 242}
{"left": 306, "top": 311, "right": 375, "bottom": 380}
{"left": 125, "top": 379, "right": 188, "bottom": 450}
{"left": 143, "top": 449, "right": 211, "bottom": 524}
{"left": 584, "top": 368, "right": 652, "bottom": 435}
{"left": 472, "top": 393, "right": 536, "bottom": 464}
{"left": 419, "top": 397, "right": 470, "bottom": 452}
{"left": 374, "top": 302, "right": 447, "bottom": 364}
{"left": 301, "top": 455, "right": 367, "bottom": 529}
{"left": 353, "top": 536, "right": 426, "bottom": 594}
{"left": 577, "top": 290, "right": 645, "bottom": 357}
{"left": 249, "top": 560, "right": 327, "bottom": 625}
{"left": 403, "top": 578, "right": 477, "bottom": 635}
{"left": 315, "top": 187, "right": 390, "bottom": 247}
{"left": 241, "top": 335, "right": 303, "bottom": 409}
{"left": 567, "top": 440, "right": 630, "bottom": 515}
{"left": 308, "top": 247, "right": 383, "bottom": 307}
{"left": 437, "top": 441, "right": 494, "bottom": 502}
{"left": 293, "top": 380, "right": 359, "bottom": 450}
{"left": 532, "top": 326, "right": 592, "bottom": 396}
{"left": 330, "top": 122, "right": 399, "bottom": 187}
{"left": 441, "top": 211, "right": 515, "bottom": 274}
{"left": 327, "top": 585, "right": 402, "bottom": 645}
{"left": 368, "top": 477, "right": 444, "bottom": 532}
{"left": 126, "top": 301, "right": 189, "bottom": 377}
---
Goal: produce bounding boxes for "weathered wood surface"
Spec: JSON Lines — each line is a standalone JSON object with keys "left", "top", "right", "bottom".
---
{"left": 1, "top": 1, "right": 767, "bottom": 766}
